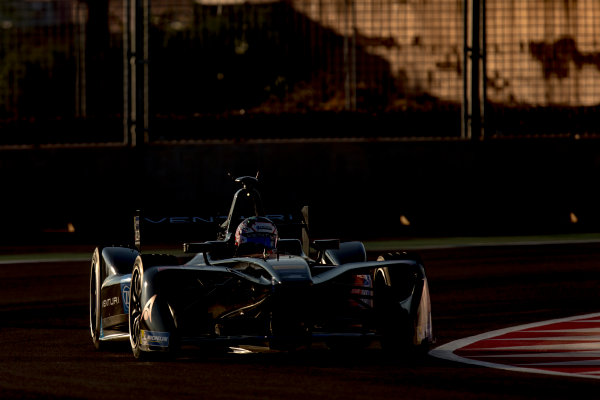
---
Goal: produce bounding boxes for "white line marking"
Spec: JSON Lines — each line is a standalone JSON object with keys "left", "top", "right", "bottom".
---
{"left": 0, "top": 257, "right": 89, "bottom": 265}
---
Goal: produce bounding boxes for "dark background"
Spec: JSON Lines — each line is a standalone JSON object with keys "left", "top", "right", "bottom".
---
{"left": 2, "top": 137, "right": 600, "bottom": 245}
{"left": 1, "top": 1, "right": 600, "bottom": 245}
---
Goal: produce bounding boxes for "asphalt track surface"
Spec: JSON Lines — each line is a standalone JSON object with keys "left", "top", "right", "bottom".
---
{"left": 3, "top": 242, "right": 600, "bottom": 399}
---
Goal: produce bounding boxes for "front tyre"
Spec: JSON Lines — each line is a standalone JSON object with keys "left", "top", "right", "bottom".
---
{"left": 129, "top": 260, "right": 144, "bottom": 358}
{"left": 128, "top": 254, "right": 179, "bottom": 359}
{"left": 89, "top": 247, "right": 104, "bottom": 350}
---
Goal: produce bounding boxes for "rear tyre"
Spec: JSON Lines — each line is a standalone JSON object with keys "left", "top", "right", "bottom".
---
{"left": 374, "top": 252, "right": 422, "bottom": 356}
{"left": 374, "top": 275, "right": 412, "bottom": 354}
{"left": 89, "top": 247, "right": 104, "bottom": 350}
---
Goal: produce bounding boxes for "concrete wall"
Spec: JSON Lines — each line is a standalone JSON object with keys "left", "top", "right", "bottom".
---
{"left": 2, "top": 139, "right": 600, "bottom": 244}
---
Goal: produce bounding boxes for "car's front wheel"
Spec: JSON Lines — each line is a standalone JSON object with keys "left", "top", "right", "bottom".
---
{"left": 89, "top": 247, "right": 103, "bottom": 350}
{"left": 129, "top": 261, "right": 144, "bottom": 358}
{"left": 128, "top": 255, "right": 179, "bottom": 359}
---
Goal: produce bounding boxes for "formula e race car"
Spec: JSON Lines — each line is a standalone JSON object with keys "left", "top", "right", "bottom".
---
{"left": 89, "top": 175, "right": 433, "bottom": 359}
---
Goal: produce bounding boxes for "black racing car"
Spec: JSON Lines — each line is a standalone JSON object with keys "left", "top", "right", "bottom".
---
{"left": 89, "top": 175, "right": 433, "bottom": 358}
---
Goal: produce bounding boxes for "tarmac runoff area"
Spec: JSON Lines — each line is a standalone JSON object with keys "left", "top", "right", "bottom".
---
{"left": 363, "top": 232, "right": 600, "bottom": 252}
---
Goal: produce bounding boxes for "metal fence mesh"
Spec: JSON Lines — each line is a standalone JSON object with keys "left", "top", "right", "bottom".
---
{"left": 485, "top": 0, "right": 600, "bottom": 137}
{"left": 0, "top": 0, "right": 599, "bottom": 144}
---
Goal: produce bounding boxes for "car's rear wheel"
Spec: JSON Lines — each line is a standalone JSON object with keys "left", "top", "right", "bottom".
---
{"left": 89, "top": 247, "right": 103, "bottom": 350}
{"left": 374, "top": 252, "right": 421, "bottom": 355}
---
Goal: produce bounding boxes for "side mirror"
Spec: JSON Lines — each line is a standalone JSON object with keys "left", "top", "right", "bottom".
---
{"left": 312, "top": 239, "right": 340, "bottom": 251}
{"left": 183, "top": 241, "right": 230, "bottom": 265}
{"left": 312, "top": 239, "right": 340, "bottom": 265}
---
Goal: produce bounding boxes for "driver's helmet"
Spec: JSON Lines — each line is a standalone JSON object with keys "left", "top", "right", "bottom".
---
{"left": 234, "top": 216, "right": 278, "bottom": 252}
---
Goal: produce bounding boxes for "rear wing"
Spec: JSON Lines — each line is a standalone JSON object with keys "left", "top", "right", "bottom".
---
{"left": 133, "top": 211, "right": 221, "bottom": 251}
{"left": 133, "top": 207, "right": 309, "bottom": 253}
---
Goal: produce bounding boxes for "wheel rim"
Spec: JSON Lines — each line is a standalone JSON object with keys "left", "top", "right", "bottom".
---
{"left": 129, "top": 268, "right": 142, "bottom": 350}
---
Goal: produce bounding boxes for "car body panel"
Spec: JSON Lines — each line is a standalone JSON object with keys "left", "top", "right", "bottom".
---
{"left": 99, "top": 274, "right": 131, "bottom": 341}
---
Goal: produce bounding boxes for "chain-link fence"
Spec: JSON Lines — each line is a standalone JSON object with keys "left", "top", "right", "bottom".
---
{"left": 0, "top": 0, "right": 123, "bottom": 144}
{"left": 485, "top": 0, "right": 600, "bottom": 137}
{"left": 1, "top": 0, "right": 599, "bottom": 145}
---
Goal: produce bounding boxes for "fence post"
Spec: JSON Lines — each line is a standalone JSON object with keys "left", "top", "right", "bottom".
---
{"left": 343, "top": 0, "right": 357, "bottom": 112}
{"left": 124, "top": 0, "right": 150, "bottom": 147}
{"left": 463, "top": 0, "right": 485, "bottom": 140}
{"left": 123, "top": 0, "right": 131, "bottom": 145}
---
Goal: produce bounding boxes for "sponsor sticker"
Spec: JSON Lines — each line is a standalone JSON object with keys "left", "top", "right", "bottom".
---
{"left": 102, "top": 296, "right": 119, "bottom": 308}
{"left": 350, "top": 274, "right": 373, "bottom": 308}
{"left": 134, "top": 215, "right": 140, "bottom": 247}
{"left": 141, "top": 330, "right": 170, "bottom": 348}
{"left": 121, "top": 283, "right": 130, "bottom": 314}
{"left": 142, "top": 294, "right": 157, "bottom": 322}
